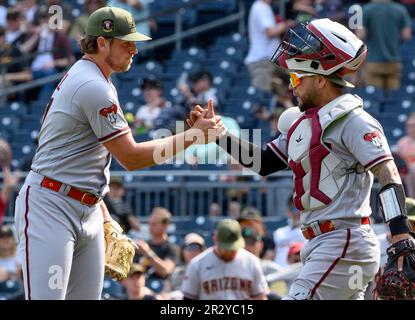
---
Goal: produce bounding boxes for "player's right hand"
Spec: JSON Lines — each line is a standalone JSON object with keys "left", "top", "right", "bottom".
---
{"left": 186, "top": 101, "right": 226, "bottom": 144}
{"left": 186, "top": 99, "right": 215, "bottom": 127}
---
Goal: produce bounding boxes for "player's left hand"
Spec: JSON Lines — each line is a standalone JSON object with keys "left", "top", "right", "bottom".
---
{"left": 104, "top": 220, "right": 138, "bottom": 281}
{"left": 374, "top": 236, "right": 415, "bottom": 300}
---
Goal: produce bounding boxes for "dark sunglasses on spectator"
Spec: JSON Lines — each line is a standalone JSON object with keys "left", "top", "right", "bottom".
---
{"left": 184, "top": 243, "right": 203, "bottom": 251}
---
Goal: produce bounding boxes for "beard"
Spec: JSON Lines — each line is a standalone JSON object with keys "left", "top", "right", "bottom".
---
{"left": 297, "top": 94, "right": 317, "bottom": 112}
{"left": 105, "top": 54, "right": 132, "bottom": 73}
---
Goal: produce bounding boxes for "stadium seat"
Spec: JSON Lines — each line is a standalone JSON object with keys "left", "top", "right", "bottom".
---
{"left": 0, "top": 102, "right": 27, "bottom": 117}
{"left": 101, "top": 277, "right": 125, "bottom": 300}
{"left": 0, "top": 280, "right": 24, "bottom": 300}
{"left": 1, "top": 116, "right": 20, "bottom": 134}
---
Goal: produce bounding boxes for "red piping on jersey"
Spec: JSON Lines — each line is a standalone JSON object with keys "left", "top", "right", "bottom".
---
{"left": 290, "top": 159, "right": 306, "bottom": 210}
{"left": 310, "top": 228, "right": 351, "bottom": 299}
{"left": 98, "top": 126, "right": 130, "bottom": 142}
{"left": 287, "top": 107, "right": 332, "bottom": 210}
{"left": 182, "top": 291, "right": 198, "bottom": 299}
{"left": 308, "top": 111, "right": 331, "bottom": 205}
{"left": 363, "top": 154, "right": 393, "bottom": 171}
{"left": 81, "top": 57, "right": 109, "bottom": 82}
{"left": 268, "top": 141, "right": 288, "bottom": 164}
{"left": 24, "top": 185, "right": 32, "bottom": 300}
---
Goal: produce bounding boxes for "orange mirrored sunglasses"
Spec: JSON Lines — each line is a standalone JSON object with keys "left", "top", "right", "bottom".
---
{"left": 289, "top": 72, "right": 317, "bottom": 88}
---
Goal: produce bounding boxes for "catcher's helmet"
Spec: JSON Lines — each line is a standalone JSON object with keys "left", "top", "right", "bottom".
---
{"left": 271, "top": 18, "right": 367, "bottom": 78}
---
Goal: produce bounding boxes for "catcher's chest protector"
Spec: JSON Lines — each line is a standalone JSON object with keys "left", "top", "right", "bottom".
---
{"left": 287, "top": 95, "right": 363, "bottom": 211}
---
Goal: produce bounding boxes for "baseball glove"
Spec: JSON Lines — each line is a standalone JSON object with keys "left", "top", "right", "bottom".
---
{"left": 0, "top": 138, "right": 12, "bottom": 166}
{"left": 374, "top": 239, "right": 415, "bottom": 300}
{"left": 104, "top": 220, "right": 137, "bottom": 281}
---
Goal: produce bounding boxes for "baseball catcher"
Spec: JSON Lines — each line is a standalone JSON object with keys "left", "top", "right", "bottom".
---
{"left": 104, "top": 220, "right": 137, "bottom": 280}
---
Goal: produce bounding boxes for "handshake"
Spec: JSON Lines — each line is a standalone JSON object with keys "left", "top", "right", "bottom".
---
{"left": 185, "top": 100, "right": 227, "bottom": 144}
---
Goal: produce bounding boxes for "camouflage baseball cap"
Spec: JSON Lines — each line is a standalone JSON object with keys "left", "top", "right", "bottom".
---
{"left": 86, "top": 6, "right": 151, "bottom": 42}
{"left": 217, "top": 219, "right": 245, "bottom": 251}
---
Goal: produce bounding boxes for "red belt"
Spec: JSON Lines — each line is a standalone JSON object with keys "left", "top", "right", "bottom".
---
{"left": 40, "top": 177, "right": 101, "bottom": 206}
{"left": 302, "top": 217, "right": 370, "bottom": 240}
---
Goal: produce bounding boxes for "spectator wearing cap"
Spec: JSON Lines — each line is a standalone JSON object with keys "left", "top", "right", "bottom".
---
{"left": 177, "top": 70, "right": 218, "bottom": 110}
{"left": 273, "top": 198, "right": 305, "bottom": 268}
{"left": 122, "top": 263, "right": 160, "bottom": 300}
{"left": 168, "top": 233, "right": 206, "bottom": 296}
{"left": 134, "top": 76, "right": 172, "bottom": 133}
{"left": 238, "top": 207, "right": 276, "bottom": 261}
{"left": 104, "top": 176, "right": 141, "bottom": 234}
{"left": 181, "top": 219, "right": 269, "bottom": 300}
{"left": 0, "top": 225, "right": 21, "bottom": 282}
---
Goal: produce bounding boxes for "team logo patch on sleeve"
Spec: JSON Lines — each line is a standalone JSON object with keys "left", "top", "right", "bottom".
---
{"left": 99, "top": 104, "right": 118, "bottom": 125}
{"left": 363, "top": 130, "right": 382, "bottom": 148}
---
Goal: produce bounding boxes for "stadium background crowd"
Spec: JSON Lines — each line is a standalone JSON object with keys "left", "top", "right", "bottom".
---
{"left": 1, "top": 0, "right": 415, "bottom": 299}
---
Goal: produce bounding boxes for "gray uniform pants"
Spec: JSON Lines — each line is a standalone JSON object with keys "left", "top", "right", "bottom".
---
{"left": 14, "top": 171, "right": 105, "bottom": 300}
{"left": 284, "top": 223, "right": 380, "bottom": 300}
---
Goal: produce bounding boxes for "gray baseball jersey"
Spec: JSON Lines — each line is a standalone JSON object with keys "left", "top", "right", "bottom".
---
{"left": 15, "top": 58, "right": 131, "bottom": 299}
{"left": 181, "top": 247, "right": 269, "bottom": 300}
{"left": 268, "top": 94, "right": 393, "bottom": 226}
{"left": 31, "top": 58, "right": 131, "bottom": 197}
{"left": 265, "top": 94, "right": 389, "bottom": 299}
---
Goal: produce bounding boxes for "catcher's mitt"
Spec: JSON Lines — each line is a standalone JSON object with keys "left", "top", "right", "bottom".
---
{"left": 0, "top": 138, "right": 12, "bottom": 166}
{"left": 104, "top": 220, "right": 137, "bottom": 281}
{"left": 374, "top": 239, "right": 415, "bottom": 300}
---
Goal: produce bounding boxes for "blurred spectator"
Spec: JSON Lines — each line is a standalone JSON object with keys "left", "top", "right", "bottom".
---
{"left": 286, "top": 242, "right": 304, "bottom": 264}
{"left": 104, "top": 176, "right": 141, "bottom": 234}
{"left": 181, "top": 219, "right": 269, "bottom": 300}
{"left": 228, "top": 200, "right": 241, "bottom": 219}
{"left": 397, "top": 113, "right": 415, "bottom": 197}
{"left": 314, "top": 0, "right": 345, "bottom": 22}
{"left": 355, "top": 0, "right": 412, "bottom": 91}
{"left": 16, "top": 0, "right": 39, "bottom": 26}
{"left": 177, "top": 70, "right": 218, "bottom": 109}
{"left": 4, "top": 8, "right": 30, "bottom": 47}
{"left": 0, "top": 225, "right": 21, "bottom": 281}
{"left": 0, "top": 140, "right": 18, "bottom": 226}
{"left": 285, "top": 0, "right": 317, "bottom": 23}
{"left": 0, "top": 0, "right": 6, "bottom": 27}
{"left": 273, "top": 197, "right": 304, "bottom": 268}
{"left": 242, "top": 227, "right": 282, "bottom": 276}
{"left": 108, "top": 0, "right": 152, "bottom": 38}
{"left": 238, "top": 207, "right": 275, "bottom": 260}
{"left": 208, "top": 203, "right": 222, "bottom": 217}
{"left": 0, "top": 25, "right": 33, "bottom": 102}
{"left": 35, "top": 0, "right": 74, "bottom": 35}
{"left": 135, "top": 207, "right": 179, "bottom": 294}
{"left": 134, "top": 76, "right": 172, "bottom": 133}
{"left": 24, "top": 7, "right": 75, "bottom": 97}
{"left": 254, "top": 72, "right": 293, "bottom": 124}
{"left": 245, "top": 0, "right": 293, "bottom": 92}
{"left": 121, "top": 263, "right": 160, "bottom": 300}
{"left": 400, "top": 0, "right": 415, "bottom": 17}
{"left": 69, "top": 0, "right": 107, "bottom": 40}
{"left": 168, "top": 233, "right": 206, "bottom": 296}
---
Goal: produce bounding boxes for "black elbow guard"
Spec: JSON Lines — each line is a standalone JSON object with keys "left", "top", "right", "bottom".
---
{"left": 378, "top": 183, "right": 414, "bottom": 236}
